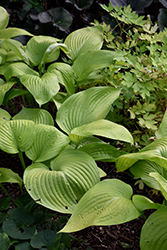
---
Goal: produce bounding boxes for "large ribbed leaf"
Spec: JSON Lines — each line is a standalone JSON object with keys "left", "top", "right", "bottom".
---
{"left": 157, "top": 109, "right": 167, "bottom": 139}
{"left": 72, "top": 50, "right": 124, "bottom": 81}
{"left": 140, "top": 207, "right": 167, "bottom": 250}
{"left": 64, "top": 25, "right": 103, "bottom": 61}
{"left": 0, "top": 168, "right": 22, "bottom": 184}
{"left": 25, "top": 36, "right": 65, "bottom": 66}
{"left": 4, "top": 62, "right": 39, "bottom": 80}
{"left": 116, "top": 137, "right": 167, "bottom": 172}
{"left": 0, "top": 28, "right": 33, "bottom": 40}
{"left": 13, "top": 107, "right": 54, "bottom": 126}
{"left": 60, "top": 179, "right": 140, "bottom": 233}
{"left": 0, "top": 81, "right": 15, "bottom": 105}
{"left": 25, "top": 124, "right": 70, "bottom": 162}
{"left": 0, "top": 7, "right": 9, "bottom": 30}
{"left": 78, "top": 141, "right": 126, "bottom": 161}
{"left": 20, "top": 72, "right": 60, "bottom": 107}
{"left": 24, "top": 149, "right": 100, "bottom": 213}
{"left": 130, "top": 160, "right": 164, "bottom": 190}
{"left": 0, "top": 233, "right": 10, "bottom": 250}
{"left": 70, "top": 119, "right": 133, "bottom": 144}
{"left": 56, "top": 86, "right": 121, "bottom": 134}
{"left": 150, "top": 172, "right": 167, "bottom": 200}
{"left": 48, "top": 62, "right": 75, "bottom": 94}
{"left": 0, "top": 120, "right": 35, "bottom": 154}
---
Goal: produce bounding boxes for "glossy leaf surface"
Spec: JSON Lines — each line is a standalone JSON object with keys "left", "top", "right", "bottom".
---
{"left": 20, "top": 72, "right": 60, "bottom": 106}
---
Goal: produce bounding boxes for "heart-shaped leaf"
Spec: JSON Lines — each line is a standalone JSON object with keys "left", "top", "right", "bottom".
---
{"left": 149, "top": 172, "right": 167, "bottom": 200}
{"left": 24, "top": 149, "right": 100, "bottom": 213}
{"left": 30, "top": 230, "right": 61, "bottom": 249}
{"left": 60, "top": 179, "right": 140, "bottom": 233}
{"left": 48, "top": 62, "right": 75, "bottom": 94}
{"left": 13, "top": 107, "right": 54, "bottom": 126}
{"left": 56, "top": 86, "right": 121, "bottom": 134}
{"left": 70, "top": 119, "right": 133, "bottom": 144}
{"left": 0, "top": 7, "right": 9, "bottom": 30}
{"left": 25, "top": 36, "right": 62, "bottom": 66}
{"left": 130, "top": 160, "right": 164, "bottom": 190}
{"left": 25, "top": 124, "right": 70, "bottom": 162}
{"left": 20, "top": 72, "right": 60, "bottom": 106}
{"left": 2, "top": 218, "right": 36, "bottom": 240}
{"left": 64, "top": 25, "right": 104, "bottom": 61}
{"left": 0, "top": 120, "right": 35, "bottom": 154}
{"left": 38, "top": 7, "right": 73, "bottom": 32}
{"left": 140, "top": 207, "right": 167, "bottom": 250}
{"left": 0, "top": 168, "right": 22, "bottom": 184}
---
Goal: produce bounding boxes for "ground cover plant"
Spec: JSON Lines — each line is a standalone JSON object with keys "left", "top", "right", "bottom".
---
{"left": 0, "top": 3, "right": 167, "bottom": 250}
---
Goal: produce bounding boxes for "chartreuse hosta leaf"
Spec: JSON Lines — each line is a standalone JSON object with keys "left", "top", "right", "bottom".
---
{"left": 4, "top": 62, "right": 39, "bottom": 80}
{"left": 25, "top": 36, "right": 67, "bottom": 66}
{"left": 140, "top": 207, "right": 167, "bottom": 250}
{"left": 56, "top": 86, "right": 121, "bottom": 135}
{"left": 3, "top": 39, "right": 29, "bottom": 65}
{"left": 0, "top": 168, "right": 22, "bottom": 184}
{"left": 157, "top": 109, "right": 167, "bottom": 139}
{"left": 24, "top": 149, "right": 100, "bottom": 213}
{"left": 70, "top": 119, "right": 133, "bottom": 144}
{"left": 13, "top": 107, "right": 54, "bottom": 126}
{"left": 72, "top": 50, "right": 122, "bottom": 82}
{"left": 150, "top": 172, "right": 167, "bottom": 200}
{"left": 0, "top": 81, "right": 15, "bottom": 105}
{"left": 64, "top": 25, "right": 104, "bottom": 61}
{"left": 130, "top": 160, "right": 164, "bottom": 190}
{"left": 0, "top": 48, "right": 7, "bottom": 65}
{"left": 47, "top": 62, "right": 75, "bottom": 95}
{"left": 20, "top": 72, "right": 60, "bottom": 107}
{"left": 0, "top": 120, "right": 35, "bottom": 154}
{"left": 0, "top": 109, "right": 11, "bottom": 123}
{"left": 78, "top": 140, "right": 127, "bottom": 161}
{"left": 0, "top": 28, "right": 33, "bottom": 40}
{"left": 60, "top": 179, "right": 140, "bottom": 233}
{"left": 0, "top": 7, "right": 9, "bottom": 30}
{"left": 132, "top": 195, "right": 163, "bottom": 212}
{"left": 116, "top": 137, "right": 167, "bottom": 172}
{"left": 25, "top": 124, "right": 70, "bottom": 162}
